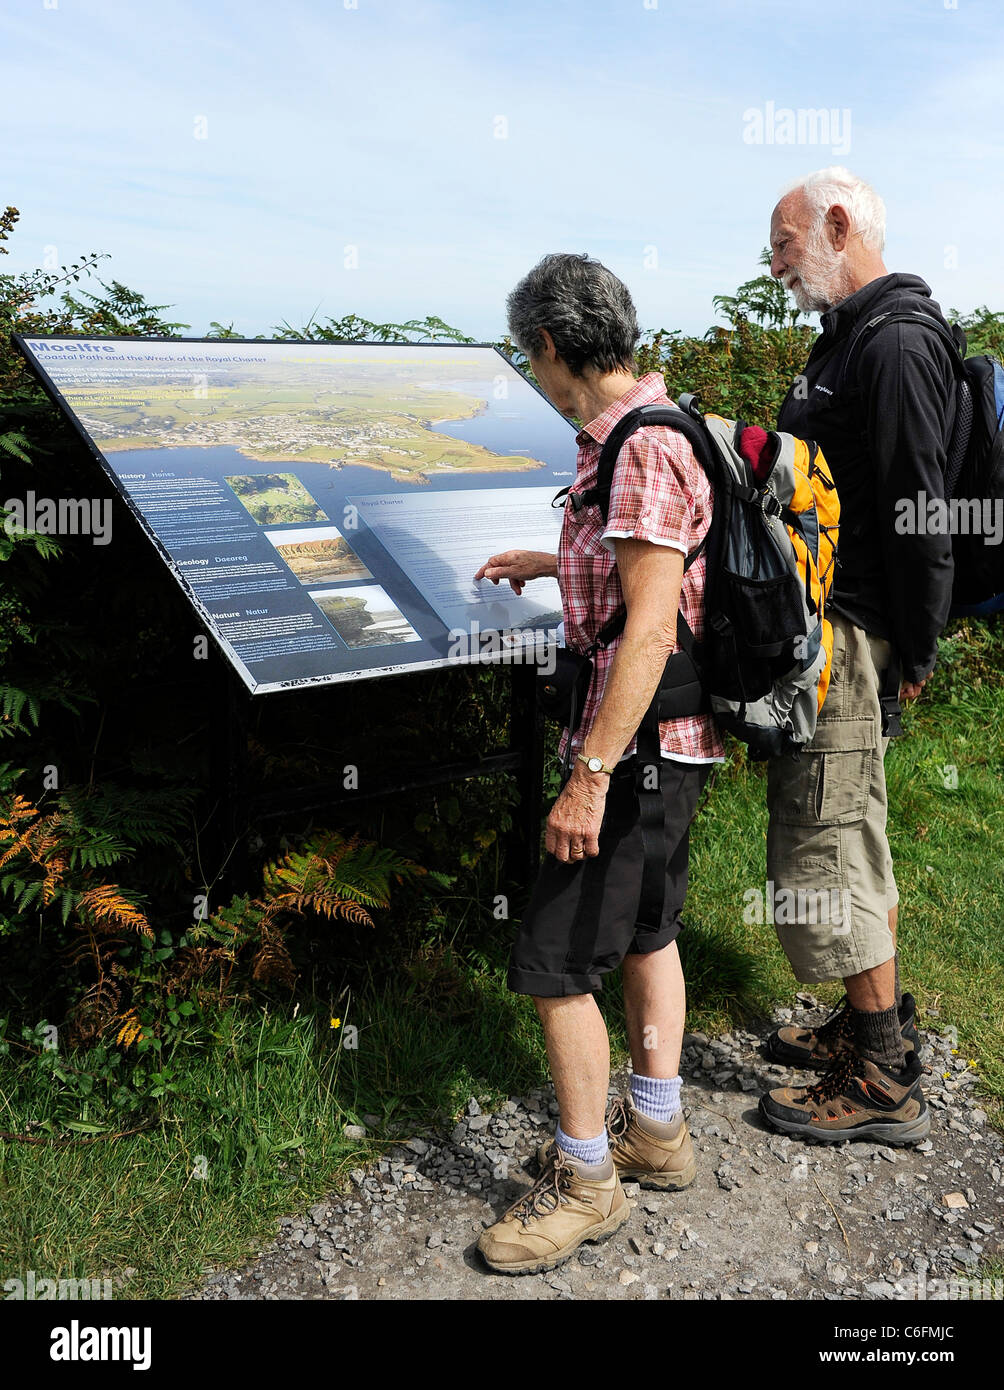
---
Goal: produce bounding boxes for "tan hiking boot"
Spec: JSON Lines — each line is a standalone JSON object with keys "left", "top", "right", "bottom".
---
{"left": 477, "top": 1148, "right": 630, "bottom": 1275}
{"left": 536, "top": 1094, "right": 697, "bottom": 1191}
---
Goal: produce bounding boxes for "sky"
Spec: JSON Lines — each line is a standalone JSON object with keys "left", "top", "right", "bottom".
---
{"left": 2, "top": 0, "right": 1003, "bottom": 342}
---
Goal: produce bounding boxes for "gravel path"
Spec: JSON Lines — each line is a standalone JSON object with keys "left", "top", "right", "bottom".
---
{"left": 185, "top": 1000, "right": 1003, "bottom": 1301}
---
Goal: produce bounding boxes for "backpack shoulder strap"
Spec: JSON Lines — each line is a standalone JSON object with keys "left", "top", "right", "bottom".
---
{"left": 584, "top": 401, "right": 719, "bottom": 523}
{"left": 588, "top": 554, "right": 706, "bottom": 655}
{"left": 578, "top": 400, "right": 719, "bottom": 653}
{"left": 583, "top": 398, "right": 719, "bottom": 933}
{"left": 840, "top": 308, "right": 966, "bottom": 393}
{"left": 839, "top": 309, "right": 974, "bottom": 496}
{"left": 583, "top": 406, "right": 648, "bottom": 523}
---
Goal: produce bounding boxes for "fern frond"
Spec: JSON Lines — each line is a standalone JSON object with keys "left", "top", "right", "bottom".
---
{"left": 0, "top": 429, "right": 30, "bottom": 462}
{"left": 335, "top": 899, "right": 375, "bottom": 928}
{"left": 261, "top": 830, "right": 419, "bottom": 912}
{"left": 114, "top": 1008, "right": 144, "bottom": 1048}
{"left": 251, "top": 923, "right": 296, "bottom": 988}
{"left": 76, "top": 884, "right": 153, "bottom": 937}
{"left": 69, "top": 976, "right": 124, "bottom": 1045}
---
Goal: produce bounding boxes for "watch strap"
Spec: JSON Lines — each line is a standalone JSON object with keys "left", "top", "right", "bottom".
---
{"left": 577, "top": 752, "right": 615, "bottom": 775}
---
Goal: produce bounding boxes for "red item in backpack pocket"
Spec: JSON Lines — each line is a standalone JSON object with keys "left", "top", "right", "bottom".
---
{"left": 738, "top": 424, "right": 777, "bottom": 483}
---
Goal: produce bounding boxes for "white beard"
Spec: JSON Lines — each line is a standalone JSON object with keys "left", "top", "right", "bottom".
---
{"left": 782, "top": 225, "right": 852, "bottom": 313}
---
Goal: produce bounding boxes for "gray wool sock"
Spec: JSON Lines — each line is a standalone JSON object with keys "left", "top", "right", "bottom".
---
{"left": 852, "top": 1002, "right": 906, "bottom": 1072}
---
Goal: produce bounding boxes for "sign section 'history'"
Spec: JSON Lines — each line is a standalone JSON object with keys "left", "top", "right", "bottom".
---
{"left": 15, "top": 338, "right": 580, "bottom": 693}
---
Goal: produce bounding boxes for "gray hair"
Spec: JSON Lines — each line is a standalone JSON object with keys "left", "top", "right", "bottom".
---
{"left": 783, "top": 166, "right": 886, "bottom": 252}
{"left": 506, "top": 253, "right": 640, "bottom": 376}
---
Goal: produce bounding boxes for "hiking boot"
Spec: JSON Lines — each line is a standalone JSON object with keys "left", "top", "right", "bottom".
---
{"left": 477, "top": 1147, "right": 630, "bottom": 1275}
{"left": 766, "top": 993, "right": 919, "bottom": 1071}
{"left": 536, "top": 1094, "right": 696, "bottom": 1190}
{"left": 758, "top": 1048, "right": 930, "bottom": 1145}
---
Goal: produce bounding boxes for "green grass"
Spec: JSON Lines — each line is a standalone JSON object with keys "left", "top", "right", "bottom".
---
{"left": 0, "top": 953, "right": 558, "bottom": 1299}
{"left": 1, "top": 1009, "right": 351, "bottom": 1299}
{"left": 2, "top": 627, "right": 1002, "bottom": 1298}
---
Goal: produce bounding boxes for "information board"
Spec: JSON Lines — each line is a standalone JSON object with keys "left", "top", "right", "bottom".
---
{"left": 15, "top": 338, "right": 578, "bottom": 693}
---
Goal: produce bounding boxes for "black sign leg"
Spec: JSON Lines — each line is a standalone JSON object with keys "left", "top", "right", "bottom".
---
{"left": 207, "top": 656, "right": 251, "bottom": 905}
{"left": 507, "top": 663, "right": 544, "bottom": 893}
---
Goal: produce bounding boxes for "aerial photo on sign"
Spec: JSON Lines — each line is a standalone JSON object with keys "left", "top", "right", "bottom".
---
{"left": 16, "top": 338, "right": 577, "bottom": 692}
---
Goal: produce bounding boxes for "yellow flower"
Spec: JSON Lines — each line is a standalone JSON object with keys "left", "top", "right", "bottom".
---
{"left": 330, "top": 1017, "right": 341, "bottom": 1029}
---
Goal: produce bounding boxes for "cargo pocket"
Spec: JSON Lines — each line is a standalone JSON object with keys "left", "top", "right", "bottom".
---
{"left": 768, "top": 749, "right": 824, "bottom": 827}
{"left": 810, "top": 716, "right": 877, "bottom": 825}
{"left": 768, "top": 716, "right": 876, "bottom": 827}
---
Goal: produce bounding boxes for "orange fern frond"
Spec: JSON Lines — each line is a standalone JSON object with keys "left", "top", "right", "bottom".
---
{"left": 114, "top": 1009, "right": 144, "bottom": 1048}
{"left": 335, "top": 900, "right": 375, "bottom": 928}
{"left": 76, "top": 884, "right": 154, "bottom": 938}
{"left": 0, "top": 793, "right": 39, "bottom": 829}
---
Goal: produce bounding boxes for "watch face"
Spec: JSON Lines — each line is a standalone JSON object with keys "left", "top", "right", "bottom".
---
{"left": 588, "top": 756, "right": 603, "bottom": 772}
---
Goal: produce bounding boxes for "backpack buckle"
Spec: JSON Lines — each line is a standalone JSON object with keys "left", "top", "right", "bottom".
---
{"left": 760, "top": 490, "right": 782, "bottom": 519}
{"left": 552, "top": 486, "right": 584, "bottom": 511}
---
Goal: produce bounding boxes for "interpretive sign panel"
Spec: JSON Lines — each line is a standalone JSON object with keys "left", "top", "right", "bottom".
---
{"left": 15, "top": 337, "right": 578, "bottom": 693}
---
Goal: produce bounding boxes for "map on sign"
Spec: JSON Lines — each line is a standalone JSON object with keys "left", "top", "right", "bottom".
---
{"left": 16, "top": 338, "right": 579, "bottom": 693}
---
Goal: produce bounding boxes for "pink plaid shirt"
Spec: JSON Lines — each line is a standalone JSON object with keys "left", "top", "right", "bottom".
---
{"left": 556, "top": 372, "right": 725, "bottom": 765}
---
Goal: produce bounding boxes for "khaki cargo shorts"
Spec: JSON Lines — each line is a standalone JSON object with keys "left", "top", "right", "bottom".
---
{"left": 765, "top": 612, "right": 899, "bottom": 984}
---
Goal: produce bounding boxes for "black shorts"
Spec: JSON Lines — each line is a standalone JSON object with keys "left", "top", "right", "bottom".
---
{"left": 507, "top": 757, "right": 710, "bottom": 998}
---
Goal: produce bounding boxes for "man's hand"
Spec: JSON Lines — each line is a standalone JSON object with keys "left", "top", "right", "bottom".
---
{"left": 474, "top": 549, "right": 557, "bottom": 596}
{"left": 900, "top": 675, "right": 930, "bottom": 702}
{"left": 546, "top": 763, "right": 608, "bottom": 863}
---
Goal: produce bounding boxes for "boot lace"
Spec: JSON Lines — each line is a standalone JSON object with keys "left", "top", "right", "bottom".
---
{"left": 802, "top": 1049, "right": 866, "bottom": 1107}
{"left": 606, "top": 1096, "right": 631, "bottom": 1150}
{"left": 814, "top": 994, "right": 854, "bottom": 1046}
{"left": 510, "top": 1152, "right": 593, "bottom": 1223}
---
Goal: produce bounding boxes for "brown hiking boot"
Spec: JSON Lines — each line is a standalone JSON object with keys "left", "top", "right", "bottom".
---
{"left": 536, "top": 1095, "right": 696, "bottom": 1191}
{"left": 766, "top": 993, "right": 919, "bottom": 1071}
{"left": 758, "top": 1048, "right": 930, "bottom": 1145}
{"left": 477, "top": 1148, "right": 630, "bottom": 1275}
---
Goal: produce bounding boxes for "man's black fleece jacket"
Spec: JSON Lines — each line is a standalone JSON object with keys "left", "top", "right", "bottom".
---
{"left": 777, "top": 271, "right": 957, "bottom": 685}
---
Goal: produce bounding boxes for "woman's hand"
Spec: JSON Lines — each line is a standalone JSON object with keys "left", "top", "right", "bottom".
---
{"left": 473, "top": 549, "right": 557, "bottom": 596}
{"left": 545, "top": 763, "right": 608, "bottom": 862}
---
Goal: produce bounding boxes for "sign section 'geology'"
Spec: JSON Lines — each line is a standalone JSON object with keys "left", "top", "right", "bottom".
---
{"left": 16, "top": 338, "right": 580, "bottom": 693}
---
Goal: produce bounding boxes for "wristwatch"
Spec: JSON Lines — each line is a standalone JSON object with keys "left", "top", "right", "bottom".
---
{"left": 577, "top": 752, "right": 615, "bottom": 775}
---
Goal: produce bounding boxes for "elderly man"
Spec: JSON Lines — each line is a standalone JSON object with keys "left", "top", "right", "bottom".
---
{"left": 758, "top": 167, "right": 957, "bottom": 1144}
{"left": 472, "top": 252, "right": 722, "bottom": 1274}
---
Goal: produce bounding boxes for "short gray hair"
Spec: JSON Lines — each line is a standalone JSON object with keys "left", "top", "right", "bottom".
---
{"left": 506, "top": 253, "right": 640, "bottom": 376}
{"left": 783, "top": 166, "right": 886, "bottom": 252}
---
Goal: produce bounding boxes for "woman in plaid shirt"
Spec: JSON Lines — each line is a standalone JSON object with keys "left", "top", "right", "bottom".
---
{"left": 473, "top": 253, "right": 722, "bottom": 1274}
